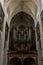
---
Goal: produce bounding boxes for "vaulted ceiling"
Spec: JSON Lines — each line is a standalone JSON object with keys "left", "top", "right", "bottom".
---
{"left": 0, "top": 0, "right": 41, "bottom": 26}
{"left": 4, "top": 0, "right": 40, "bottom": 18}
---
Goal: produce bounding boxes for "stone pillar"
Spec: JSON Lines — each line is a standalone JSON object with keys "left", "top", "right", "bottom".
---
{"left": 39, "top": 15, "right": 43, "bottom": 60}
{"left": 35, "top": 25, "right": 38, "bottom": 51}
{"left": 34, "top": 18, "right": 42, "bottom": 65}
{"left": 3, "top": 20, "right": 10, "bottom": 65}
{"left": 36, "top": 1, "right": 42, "bottom": 65}
{"left": 39, "top": 19, "right": 42, "bottom": 65}
{"left": 0, "top": 31, "right": 2, "bottom": 65}
{"left": 0, "top": 16, "right": 6, "bottom": 65}
{"left": 2, "top": 14, "right": 12, "bottom": 65}
{"left": 3, "top": 28, "right": 10, "bottom": 65}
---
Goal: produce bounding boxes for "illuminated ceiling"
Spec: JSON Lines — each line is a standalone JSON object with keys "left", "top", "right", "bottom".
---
{"left": 4, "top": 0, "right": 40, "bottom": 17}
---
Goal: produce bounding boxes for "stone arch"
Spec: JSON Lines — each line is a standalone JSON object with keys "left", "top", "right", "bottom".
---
{"left": 10, "top": 57, "right": 22, "bottom": 65}
{"left": 7, "top": 8, "right": 38, "bottom": 65}
{"left": 10, "top": 11, "right": 35, "bottom": 30}
{"left": 9, "top": 10, "right": 35, "bottom": 25}
{"left": 23, "top": 57, "right": 35, "bottom": 65}
{"left": 7, "top": 0, "right": 36, "bottom": 24}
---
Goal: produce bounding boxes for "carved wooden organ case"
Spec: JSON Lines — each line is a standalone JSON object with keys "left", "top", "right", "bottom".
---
{"left": 9, "top": 12, "right": 36, "bottom": 52}
{"left": 8, "top": 12, "right": 38, "bottom": 65}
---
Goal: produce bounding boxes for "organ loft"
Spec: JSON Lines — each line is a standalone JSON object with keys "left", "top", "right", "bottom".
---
{"left": 8, "top": 11, "right": 37, "bottom": 65}
{"left": 0, "top": 0, "right": 43, "bottom": 65}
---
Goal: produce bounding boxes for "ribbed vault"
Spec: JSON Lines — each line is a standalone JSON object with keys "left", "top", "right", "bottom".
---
{"left": 4, "top": 0, "right": 39, "bottom": 19}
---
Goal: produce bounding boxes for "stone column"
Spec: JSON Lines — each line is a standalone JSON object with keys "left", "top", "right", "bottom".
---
{"left": 34, "top": 18, "right": 42, "bottom": 65}
{"left": 3, "top": 27, "right": 10, "bottom": 65}
{"left": 39, "top": 19, "right": 42, "bottom": 65}
{"left": 0, "top": 31, "right": 2, "bottom": 65}
{"left": 0, "top": 16, "right": 6, "bottom": 65}
{"left": 3, "top": 20, "right": 10, "bottom": 65}
{"left": 3, "top": 14, "right": 12, "bottom": 65}
{"left": 36, "top": 1, "right": 42, "bottom": 65}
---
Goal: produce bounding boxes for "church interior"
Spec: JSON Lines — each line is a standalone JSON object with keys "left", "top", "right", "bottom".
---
{"left": 0, "top": 0, "right": 43, "bottom": 65}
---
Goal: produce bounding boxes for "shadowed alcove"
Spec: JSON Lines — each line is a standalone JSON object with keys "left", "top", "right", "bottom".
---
{"left": 23, "top": 58, "right": 35, "bottom": 65}
{"left": 10, "top": 58, "right": 22, "bottom": 65}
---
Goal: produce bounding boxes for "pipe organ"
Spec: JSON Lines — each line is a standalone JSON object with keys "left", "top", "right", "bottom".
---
{"left": 7, "top": 12, "right": 38, "bottom": 65}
